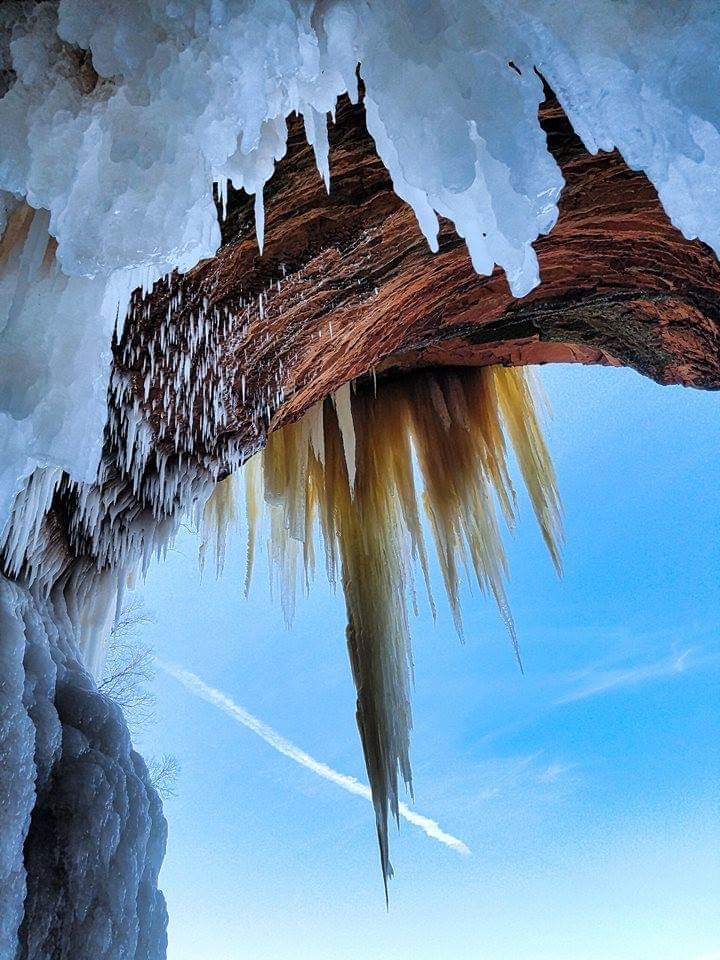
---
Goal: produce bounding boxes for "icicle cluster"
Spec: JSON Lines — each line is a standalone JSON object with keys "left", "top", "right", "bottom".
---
{"left": 8, "top": 1, "right": 718, "bottom": 293}
{"left": 0, "top": 257, "right": 258, "bottom": 671}
{"left": 113, "top": 279, "right": 235, "bottom": 470}
{"left": 203, "top": 365, "right": 562, "bottom": 889}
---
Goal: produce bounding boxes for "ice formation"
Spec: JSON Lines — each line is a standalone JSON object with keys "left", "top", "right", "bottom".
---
{"left": 0, "top": 0, "right": 719, "bottom": 952}
{"left": 0, "top": 574, "right": 167, "bottom": 959}
{"left": 203, "top": 365, "right": 561, "bottom": 889}
{"left": 0, "top": 202, "right": 125, "bottom": 528}
{"left": 2, "top": 1, "right": 720, "bottom": 536}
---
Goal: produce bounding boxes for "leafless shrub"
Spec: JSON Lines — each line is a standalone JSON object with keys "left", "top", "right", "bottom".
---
{"left": 98, "top": 598, "right": 156, "bottom": 731}
{"left": 99, "top": 596, "right": 181, "bottom": 797}
{"left": 145, "top": 754, "right": 181, "bottom": 799}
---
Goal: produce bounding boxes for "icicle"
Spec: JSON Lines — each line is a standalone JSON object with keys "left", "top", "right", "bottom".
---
{"left": 303, "top": 107, "right": 331, "bottom": 193}
{"left": 200, "top": 475, "right": 237, "bottom": 577}
{"left": 332, "top": 382, "right": 356, "bottom": 493}
{"left": 239, "top": 364, "right": 562, "bottom": 891}
{"left": 254, "top": 189, "right": 265, "bottom": 255}
{"left": 243, "top": 455, "right": 262, "bottom": 597}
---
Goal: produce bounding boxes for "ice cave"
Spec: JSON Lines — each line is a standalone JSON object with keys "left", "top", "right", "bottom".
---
{"left": 0, "top": 3, "right": 718, "bottom": 958}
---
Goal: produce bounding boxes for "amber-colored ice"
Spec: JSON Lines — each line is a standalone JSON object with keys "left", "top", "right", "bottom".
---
{"left": 203, "top": 366, "right": 561, "bottom": 889}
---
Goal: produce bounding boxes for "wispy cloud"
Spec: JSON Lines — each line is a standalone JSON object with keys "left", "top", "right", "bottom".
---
{"left": 536, "top": 761, "right": 578, "bottom": 784}
{"left": 556, "top": 647, "right": 696, "bottom": 705}
{"left": 469, "top": 752, "right": 576, "bottom": 801}
{"left": 157, "top": 658, "right": 470, "bottom": 857}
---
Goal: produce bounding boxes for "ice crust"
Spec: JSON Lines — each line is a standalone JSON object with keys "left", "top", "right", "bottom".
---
{"left": 0, "top": 573, "right": 167, "bottom": 960}
{"left": 1, "top": 1, "right": 720, "bottom": 536}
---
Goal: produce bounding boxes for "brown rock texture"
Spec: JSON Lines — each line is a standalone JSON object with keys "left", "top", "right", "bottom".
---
{"left": 118, "top": 88, "right": 720, "bottom": 472}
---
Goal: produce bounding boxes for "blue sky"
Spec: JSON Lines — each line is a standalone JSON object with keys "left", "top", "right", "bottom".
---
{"left": 135, "top": 364, "right": 719, "bottom": 960}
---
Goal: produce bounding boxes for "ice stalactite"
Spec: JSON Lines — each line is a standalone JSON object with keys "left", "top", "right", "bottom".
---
{"left": 0, "top": 573, "right": 167, "bottom": 960}
{"left": 203, "top": 365, "right": 562, "bottom": 890}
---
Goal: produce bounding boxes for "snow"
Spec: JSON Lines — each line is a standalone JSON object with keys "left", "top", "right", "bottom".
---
{"left": 0, "top": 573, "right": 167, "bottom": 960}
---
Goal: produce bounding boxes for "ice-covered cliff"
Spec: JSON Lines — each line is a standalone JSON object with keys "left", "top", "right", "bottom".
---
{"left": 1, "top": 3, "right": 720, "bottom": 958}
{"left": 0, "top": 573, "right": 167, "bottom": 960}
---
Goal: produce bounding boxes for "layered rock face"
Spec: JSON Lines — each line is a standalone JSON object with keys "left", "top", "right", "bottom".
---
{"left": 115, "top": 89, "right": 720, "bottom": 480}
{"left": 0, "top": 574, "right": 167, "bottom": 960}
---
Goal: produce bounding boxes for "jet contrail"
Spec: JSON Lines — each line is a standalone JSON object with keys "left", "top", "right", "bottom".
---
{"left": 157, "top": 658, "right": 470, "bottom": 857}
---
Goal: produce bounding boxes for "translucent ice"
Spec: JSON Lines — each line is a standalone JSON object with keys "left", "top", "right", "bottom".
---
{"left": 228, "top": 365, "right": 561, "bottom": 889}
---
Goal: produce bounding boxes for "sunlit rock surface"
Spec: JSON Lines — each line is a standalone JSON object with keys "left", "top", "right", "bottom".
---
{"left": 0, "top": 574, "right": 167, "bottom": 960}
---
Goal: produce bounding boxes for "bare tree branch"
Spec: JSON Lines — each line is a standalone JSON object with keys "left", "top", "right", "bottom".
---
{"left": 99, "top": 597, "right": 181, "bottom": 798}
{"left": 145, "top": 754, "right": 181, "bottom": 799}
{"left": 99, "top": 609, "right": 156, "bottom": 731}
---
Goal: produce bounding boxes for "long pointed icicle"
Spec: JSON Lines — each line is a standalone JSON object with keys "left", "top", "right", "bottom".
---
{"left": 203, "top": 365, "right": 562, "bottom": 892}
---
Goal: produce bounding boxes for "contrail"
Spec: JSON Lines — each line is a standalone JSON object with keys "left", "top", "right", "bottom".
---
{"left": 157, "top": 658, "right": 470, "bottom": 857}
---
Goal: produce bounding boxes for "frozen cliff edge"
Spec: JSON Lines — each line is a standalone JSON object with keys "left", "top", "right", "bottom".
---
{"left": 0, "top": 574, "right": 167, "bottom": 960}
{"left": 3, "top": 1, "right": 720, "bottom": 533}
